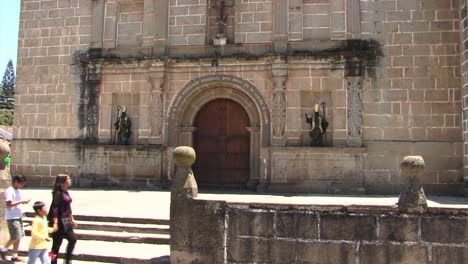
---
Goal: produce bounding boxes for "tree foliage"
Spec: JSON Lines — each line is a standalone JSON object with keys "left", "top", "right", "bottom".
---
{"left": 0, "top": 59, "right": 16, "bottom": 110}
{"left": 0, "top": 109, "right": 13, "bottom": 126}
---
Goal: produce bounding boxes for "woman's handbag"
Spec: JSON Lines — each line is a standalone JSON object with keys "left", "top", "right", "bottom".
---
{"left": 61, "top": 217, "right": 73, "bottom": 232}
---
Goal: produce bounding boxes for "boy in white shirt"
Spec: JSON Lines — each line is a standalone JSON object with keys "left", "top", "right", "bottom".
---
{"left": 1, "top": 174, "right": 30, "bottom": 262}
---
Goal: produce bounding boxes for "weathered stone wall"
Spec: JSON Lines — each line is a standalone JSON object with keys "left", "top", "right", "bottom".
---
{"left": 13, "top": 0, "right": 93, "bottom": 183}
{"left": 361, "top": 0, "right": 463, "bottom": 194}
{"left": 168, "top": 0, "right": 207, "bottom": 46}
{"left": 13, "top": 0, "right": 465, "bottom": 193}
{"left": 176, "top": 198, "right": 468, "bottom": 264}
{"left": 235, "top": 0, "right": 273, "bottom": 43}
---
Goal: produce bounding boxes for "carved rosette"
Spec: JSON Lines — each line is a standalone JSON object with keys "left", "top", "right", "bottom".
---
{"left": 347, "top": 77, "right": 363, "bottom": 147}
{"left": 150, "top": 78, "right": 164, "bottom": 138}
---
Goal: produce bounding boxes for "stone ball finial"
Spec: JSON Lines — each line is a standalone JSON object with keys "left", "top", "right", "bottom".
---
{"left": 400, "top": 156, "right": 425, "bottom": 179}
{"left": 173, "top": 146, "right": 196, "bottom": 167}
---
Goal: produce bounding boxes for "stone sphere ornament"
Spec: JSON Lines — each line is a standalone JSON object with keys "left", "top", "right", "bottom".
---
{"left": 173, "top": 146, "right": 196, "bottom": 167}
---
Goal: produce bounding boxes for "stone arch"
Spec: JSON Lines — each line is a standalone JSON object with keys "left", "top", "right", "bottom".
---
{"left": 166, "top": 75, "right": 270, "bottom": 147}
{"left": 166, "top": 75, "right": 270, "bottom": 188}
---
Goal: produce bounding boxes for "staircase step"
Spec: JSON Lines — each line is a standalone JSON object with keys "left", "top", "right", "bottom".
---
{"left": 18, "top": 236, "right": 170, "bottom": 264}
{"left": 23, "top": 218, "right": 170, "bottom": 235}
{"left": 24, "top": 212, "right": 170, "bottom": 226}
{"left": 24, "top": 229, "right": 170, "bottom": 244}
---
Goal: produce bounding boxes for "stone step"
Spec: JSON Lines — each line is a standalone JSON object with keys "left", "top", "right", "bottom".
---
{"left": 23, "top": 217, "right": 170, "bottom": 235}
{"left": 24, "top": 212, "right": 170, "bottom": 226}
{"left": 24, "top": 228, "right": 170, "bottom": 244}
{"left": 17, "top": 237, "right": 170, "bottom": 264}
{"left": 23, "top": 215, "right": 170, "bottom": 245}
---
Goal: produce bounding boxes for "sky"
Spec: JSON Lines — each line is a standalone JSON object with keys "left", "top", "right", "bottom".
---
{"left": 0, "top": 0, "right": 21, "bottom": 75}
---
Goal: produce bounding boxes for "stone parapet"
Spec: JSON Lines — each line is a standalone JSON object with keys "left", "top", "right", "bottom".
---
{"left": 180, "top": 199, "right": 468, "bottom": 264}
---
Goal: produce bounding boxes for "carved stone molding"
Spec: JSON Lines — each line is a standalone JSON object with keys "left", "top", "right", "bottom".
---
{"left": 347, "top": 76, "right": 363, "bottom": 147}
{"left": 271, "top": 79, "right": 286, "bottom": 138}
{"left": 271, "top": 60, "right": 288, "bottom": 145}
{"left": 150, "top": 77, "right": 164, "bottom": 138}
{"left": 84, "top": 63, "right": 102, "bottom": 143}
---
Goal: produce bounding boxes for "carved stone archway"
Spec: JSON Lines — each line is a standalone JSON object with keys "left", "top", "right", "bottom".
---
{"left": 166, "top": 75, "right": 270, "bottom": 188}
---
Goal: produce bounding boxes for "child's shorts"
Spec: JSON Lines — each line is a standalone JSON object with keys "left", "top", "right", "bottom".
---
{"left": 7, "top": 219, "right": 25, "bottom": 240}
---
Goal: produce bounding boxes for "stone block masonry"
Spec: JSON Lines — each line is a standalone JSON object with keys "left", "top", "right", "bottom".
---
{"left": 12, "top": 0, "right": 467, "bottom": 194}
{"left": 174, "top": 199, "right": 468, "bottom": 263}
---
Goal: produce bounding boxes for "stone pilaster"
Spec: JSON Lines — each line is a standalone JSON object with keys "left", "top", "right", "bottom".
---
{"left": 346, "top": 0, "right": 361, "bottom": 39}
{"left": 273, "top": 0, "right": 288, "bottom": 52}
{"left": 144, "top": 0, "right": 169, "bottom": 54}
{"left": 346, "top": 76, "right": 363, "bottom": 147}
{"left": 103, "top": 1, "right": 118, "bottom": 48}
{"left": 149, "top": 77, "right": 164, "bottom": 144}
{"left": 271, "top": 59, "right": 288, "bottom": 146}
{"left": 246, "top": 126, "right": 260, "bottom": 189}
{"left": 84, "top": 63, "right": 102, "bottom": 143}
{"left": 330, "top": 0, "right": 346, "bottom": 40}
{"left": 91, "top": 0, "right": 105, "bottom": 48}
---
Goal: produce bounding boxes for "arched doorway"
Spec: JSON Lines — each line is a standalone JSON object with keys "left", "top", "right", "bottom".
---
{"left": 193, "top": 99, "right": 250, "bottom": 186}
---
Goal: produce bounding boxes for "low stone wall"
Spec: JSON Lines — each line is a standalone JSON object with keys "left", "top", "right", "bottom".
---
{"left": 80, "top": 144, "right": 164, "bottom": 188}
{"left": 173, "top": 199, "right": 468, "bottom": 264}
{"left": 267, "top": 147, "right": 367, "bottom": 194}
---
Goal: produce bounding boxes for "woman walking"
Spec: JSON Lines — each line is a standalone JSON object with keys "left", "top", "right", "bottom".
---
{"left": 48, "top": 174, "right": 77, "bottom": 264}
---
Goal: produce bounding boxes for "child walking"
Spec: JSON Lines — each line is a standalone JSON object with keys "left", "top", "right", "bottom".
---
{"left": 1, "top": 174, "right": 30, "bottom": 262}
{"left": 27, "top": 201, "right": 56, "bottom": 264}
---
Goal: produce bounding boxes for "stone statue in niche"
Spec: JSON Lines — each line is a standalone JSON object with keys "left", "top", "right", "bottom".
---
{"left": 114, "top": 105, "right": 131, "bottom": 145}
{"left": 305, "top": 103, "right": 328, "bottom": 147}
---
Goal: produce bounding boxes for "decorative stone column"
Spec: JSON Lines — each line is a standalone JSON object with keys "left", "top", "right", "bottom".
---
{"left": 0, "top": 138, "right": 11, "bottom": 244}
{"left": 346, "top": 76, "right": 363, "bottom": 147}
{"left": 149, "top": 77, "right": 165, "bottom": 144}
{"left": 84, "top": 62, "right": 102, "bottom": 143}
{"left": 246, "top": 126, "right": 260, "bottom": 189}
{"left": 271, "top": 59, "right": 287, "bottom": 146}
{"left": 397, "top": 156, "right": 427, "bottom": 213}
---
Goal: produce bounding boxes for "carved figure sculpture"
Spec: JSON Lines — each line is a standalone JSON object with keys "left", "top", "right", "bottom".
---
{"left": 305, "top": 103, "right": 328, "bottom": 147}
{"left": 114, "top": 106, "right": 131, "bottom": 145}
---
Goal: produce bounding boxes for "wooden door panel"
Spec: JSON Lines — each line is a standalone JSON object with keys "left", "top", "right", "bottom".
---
{"left": 193, "top": 99, "right": 250, "bottom": 186}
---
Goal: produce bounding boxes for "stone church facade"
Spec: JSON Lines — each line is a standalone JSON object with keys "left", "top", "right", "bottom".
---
{"left": 12, "top": 0, "right": 467, "bottom": 195}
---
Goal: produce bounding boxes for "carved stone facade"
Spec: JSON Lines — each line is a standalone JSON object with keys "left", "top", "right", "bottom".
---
{"left": 12, "top": 0, "right": 464, "bottom": 194}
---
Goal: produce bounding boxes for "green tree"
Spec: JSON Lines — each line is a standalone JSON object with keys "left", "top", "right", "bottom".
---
{"left": 0, "top": 59, "right": 16, "bottom": 110}
{"left": 0, "top": 109, "right": 13, "bottom": 126}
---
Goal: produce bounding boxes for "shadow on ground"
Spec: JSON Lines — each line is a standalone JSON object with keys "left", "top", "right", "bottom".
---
{"left": 151, "top": 255, "right": 170, "bottom": 264}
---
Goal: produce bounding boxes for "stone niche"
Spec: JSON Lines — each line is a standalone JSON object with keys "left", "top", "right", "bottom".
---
{"left": 300, "top": 91, "right": 333, "bottom": 146}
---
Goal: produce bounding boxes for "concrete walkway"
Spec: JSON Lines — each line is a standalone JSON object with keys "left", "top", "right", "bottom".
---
{"left": 22, "top": 188, "right": 468, "bottom": 218}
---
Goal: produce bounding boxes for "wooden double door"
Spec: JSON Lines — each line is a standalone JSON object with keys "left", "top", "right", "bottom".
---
{"left": 193, "top": 99, "right": 250, "bottom": 186}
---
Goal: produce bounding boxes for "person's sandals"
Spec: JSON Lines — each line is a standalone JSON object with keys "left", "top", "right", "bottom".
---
{"left": 11, "top": 256, "right": 26, "bottom": 262}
